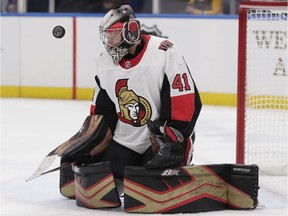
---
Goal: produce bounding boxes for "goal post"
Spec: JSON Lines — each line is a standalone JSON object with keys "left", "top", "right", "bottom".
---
{"left": 236, "top": 1, "right": 287, "bottom": 175}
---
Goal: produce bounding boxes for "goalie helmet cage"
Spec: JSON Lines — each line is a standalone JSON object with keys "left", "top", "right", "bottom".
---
{"left": 236, "top": 0, "right": 287, "bottom": 175}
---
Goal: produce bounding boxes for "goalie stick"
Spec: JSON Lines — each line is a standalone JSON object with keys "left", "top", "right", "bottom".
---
{"left": 26, "top": 154, "right": 61, "bottom": 181}
{"left": 26, "top": 154, "right": 72, "bottom": 182}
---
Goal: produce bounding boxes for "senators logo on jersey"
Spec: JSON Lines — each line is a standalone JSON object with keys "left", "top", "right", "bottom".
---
{"left": 115, "top": 79, "right": 152, "bottom": 127}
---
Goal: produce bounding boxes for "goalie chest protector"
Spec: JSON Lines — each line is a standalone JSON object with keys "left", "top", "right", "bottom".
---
{"left": 123, "top": 164, "right": 259, "bottom": 214}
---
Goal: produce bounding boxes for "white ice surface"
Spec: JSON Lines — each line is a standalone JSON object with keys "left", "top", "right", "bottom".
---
{"left": 1, "top": 98, "right": 287, "bottom": 216}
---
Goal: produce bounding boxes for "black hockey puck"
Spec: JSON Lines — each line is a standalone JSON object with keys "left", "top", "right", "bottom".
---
{"left": 52, "top": 25, "right": 65, "bottom": 38}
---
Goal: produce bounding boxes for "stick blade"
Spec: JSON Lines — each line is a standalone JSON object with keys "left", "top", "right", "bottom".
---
{"left": 26, "top": 154, "right": 59, "bottom": 182}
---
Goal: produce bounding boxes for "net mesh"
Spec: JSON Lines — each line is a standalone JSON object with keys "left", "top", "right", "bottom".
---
{"left": 245, "top": 8, "right": 287, "bottom": 175}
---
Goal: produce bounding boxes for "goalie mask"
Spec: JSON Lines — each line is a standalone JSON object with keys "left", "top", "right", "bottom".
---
{"left": 99, "top": 5, "right": 141, "bottom": 63}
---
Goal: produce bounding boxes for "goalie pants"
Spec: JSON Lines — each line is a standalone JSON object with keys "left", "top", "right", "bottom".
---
{"left": 100, "top": 139, "right": 154, "bottom": 180}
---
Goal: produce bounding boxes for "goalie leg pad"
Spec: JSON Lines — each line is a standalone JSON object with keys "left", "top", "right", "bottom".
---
{"left": 73, "top": 161, "right": 121, "bottom": 209}
{"left": 228, "top": 164, "right": 259, "bottom": 209}
{"left": 59, "top": 158, "right": 75, "bottom": 199}
{"left": 124, "top": 164, "right": 258, "bottom": 213}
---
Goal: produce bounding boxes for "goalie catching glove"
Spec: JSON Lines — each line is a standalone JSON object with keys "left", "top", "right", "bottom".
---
{"left": 146, "top": 120, "right": 185, "bottom": 169}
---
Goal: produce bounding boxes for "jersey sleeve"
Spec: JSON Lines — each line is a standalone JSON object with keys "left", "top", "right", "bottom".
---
{"left": 90, "top": 75, "right": 118, "bottom": 132}
{"left": 160, "top": 44, "right": 202, "bottom": 139}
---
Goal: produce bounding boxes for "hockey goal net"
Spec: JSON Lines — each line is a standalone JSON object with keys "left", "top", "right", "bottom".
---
{"left": 236, "top": 1, "right": 287, "bottom": 175}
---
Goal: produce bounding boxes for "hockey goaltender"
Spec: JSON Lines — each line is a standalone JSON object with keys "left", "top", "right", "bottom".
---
{"left": 28, "top": 4, "right": 259, "bottom": 214}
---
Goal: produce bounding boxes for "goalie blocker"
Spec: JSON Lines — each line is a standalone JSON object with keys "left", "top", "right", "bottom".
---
{"left": 58, "top": 115, "right": 112, "bottom": 198}
{"left": 124, "top": 164, "right": 259, "bottom": 214}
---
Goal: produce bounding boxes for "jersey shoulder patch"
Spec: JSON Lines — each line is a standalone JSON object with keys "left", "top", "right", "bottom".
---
{"left": 158, "top": 40, "right": 173, "bottom": 51}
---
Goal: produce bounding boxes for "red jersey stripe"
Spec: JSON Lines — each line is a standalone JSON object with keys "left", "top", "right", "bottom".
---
{"left": 171, "top": 93, "right": 195, "bottom": 122}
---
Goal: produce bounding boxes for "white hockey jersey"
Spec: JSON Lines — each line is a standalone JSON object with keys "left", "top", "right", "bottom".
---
{"left": 91, "top": 35, "right": 201, "bottom": 155}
